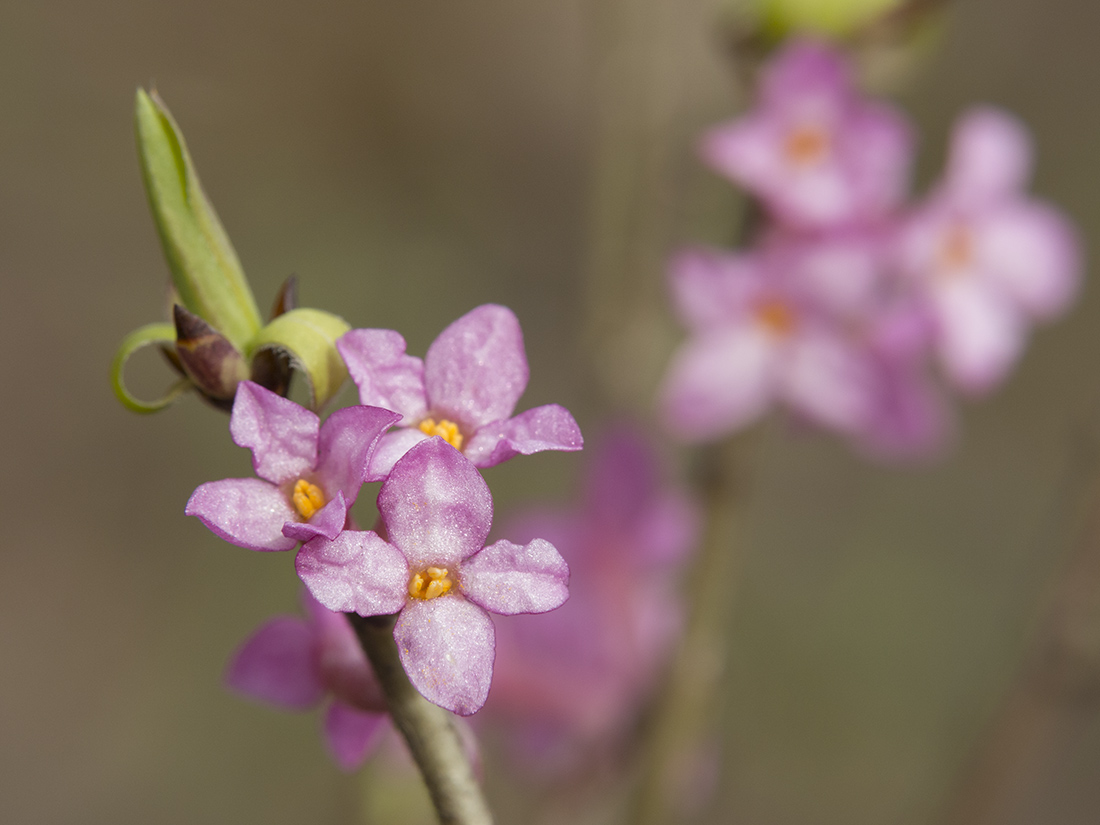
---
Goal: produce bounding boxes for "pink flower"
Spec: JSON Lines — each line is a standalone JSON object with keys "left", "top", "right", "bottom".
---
{"left": 337, "top": 304, "right": 583, "bottom": 478}
{"left": 295, "top": 437, "right": 570, "bottom": 716}
{"left": 659, "top": 247, "right": 876, "bottom": 442}
{"left": 485, "top": 427, "right": 699, "bottom": 763}
{"left": 898, "top": 107, "right": 1082, "bottom": 393}
{"left": 185, "top": 381, "right": 400, "bottom": 551}
{"left": 226, "top": 591, "right": 388, "bottom": 771}
{"left": 701, "top": 39, "right": 913, "bottom": 229}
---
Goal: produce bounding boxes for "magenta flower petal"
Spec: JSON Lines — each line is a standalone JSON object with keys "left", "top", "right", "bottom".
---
{"left": 324, "top": 701, "right": 388, "bottom": 772}
{"left": 780, "top": 329, "right": 872, "bottom": 432}
{"left": 230, "top": 380, "right": 319, "bottom": 484}
{"left": 463, "top": 405, "right": 583, "bottom": 468}
{"left": 977, "top": 203, "right": 1081, "bottom": 319}
{"left": 365, "top": 427, "right": 431, "bottom": 481}
{"left": 379, "top": 438, "right": 493, "bottom": 570}
{"left": 424, "top": 305, "right": 530, "bottom": 430}
{"left": 660, "top": 327, "right": 776, "bottom": 441}
{"left": 315, "top": 405, "right": 403, "bottom": 503}
{"left": 185, "top": 478, "right": 298, "bottom": 552}
{"left": 668, "top": 248, "right": 758, "bottom": 329}
{"left": 337, "top": 329, "right": 428, "bottom": 426}
{"left": 934, "top": 279, "right": 1026, "bottom": 394}
{"left": 296, "top": 531, "right": 409, "bottom": 616}
{"left": 394, "top": 597, "right": 495, "bottom": 716}
{"left": 946, "top": 107, "right": 1032, "bottom": 205}
{"left": 225, "top": 616, "right": 325, "bottom": 710}
{"left": 461, "top": 539, "right": 569, "bottom": 616}
{"left": 281, "top": 492, "right": 348, "bottom": 544}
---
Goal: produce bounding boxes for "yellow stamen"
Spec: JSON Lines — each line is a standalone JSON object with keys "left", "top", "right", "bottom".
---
{"left": 784, "top": 124, "right": 830, "bottom": 166}
{"left": 291, "top": 479, "right": 326, "bottom": 520}
{"left": 755, "top": 299, "right": 797, "bottom": 337}
{"left": 418, "top": 417, "right": 465, "bottom": 450}
{"left": 408, "top": 566, "right": 454, "bottom": 601}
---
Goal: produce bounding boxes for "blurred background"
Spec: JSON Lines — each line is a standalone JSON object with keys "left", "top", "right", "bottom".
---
{"left": 3, "top": 0, "right": 1100, "bottom": 822}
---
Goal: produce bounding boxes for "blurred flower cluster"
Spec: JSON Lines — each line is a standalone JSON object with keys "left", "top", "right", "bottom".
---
{"left": 660, "top": 39, "right": 1081, "bottom": 459}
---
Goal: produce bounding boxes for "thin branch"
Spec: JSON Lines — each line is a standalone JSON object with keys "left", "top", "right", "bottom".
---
{"left": 348, "top": 613, "right": 494, "bottom": 825}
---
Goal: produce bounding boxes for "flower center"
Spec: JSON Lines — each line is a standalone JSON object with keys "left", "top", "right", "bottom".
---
{"left": 418, "top": 417, "right": 464, "bottom": 450}
{"left": 784, "top": 124, "right": 830, "bottom": 166}
{"left": 755, "top": 298, "right": 797, "bottom": 337}
{"left": 291, "top": 479, "right": 326, "bottom": 520}
{"left": 937, "top": 224, "right": 974, "bottom": 273}
{"left": 408, "top": 567, "right": 454, "bottom": 601}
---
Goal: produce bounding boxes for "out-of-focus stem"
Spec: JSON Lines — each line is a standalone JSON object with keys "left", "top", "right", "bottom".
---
{"left": 630, "top": 434, "right": 756, "bottom": 825}
{"left": 939, "top": 468, "right": 1100, "bottom": 825}
{"left": 348, "top": 613, "right": 493, "bottom": 825}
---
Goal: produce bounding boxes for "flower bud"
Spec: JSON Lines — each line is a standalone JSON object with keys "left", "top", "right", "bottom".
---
{"left": 173, "top": 305, "right": 250, "bottom": 409}
{"left": 134, "top": 88, "right": 262, "bottom": 351}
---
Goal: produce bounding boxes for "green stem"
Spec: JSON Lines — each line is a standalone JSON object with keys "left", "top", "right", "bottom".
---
{"left": 629, "top": 434, "right": 757, "bottom": 824}
{"left": 347, "top": 613, "right": 493, "bottom": 825}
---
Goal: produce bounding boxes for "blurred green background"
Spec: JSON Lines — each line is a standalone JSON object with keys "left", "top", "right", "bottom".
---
{"left": 3, "top": 0, "right": 1100, "bottom": 823}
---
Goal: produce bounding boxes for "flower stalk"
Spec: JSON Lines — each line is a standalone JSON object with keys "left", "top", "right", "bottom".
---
{"left": 348, "top": 612, "right": 494, "bottom": 825}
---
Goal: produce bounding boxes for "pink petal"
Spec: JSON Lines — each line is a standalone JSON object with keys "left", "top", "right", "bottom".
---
{"left": 336, "top": 329, "right": 428, "bottom": 426}
{"left": 281, "top": 492, "right": 348, "bottom": 544}
{"left": 230, "top": 381, "right": 319, "bottom": 484}
{"left": 461, "top": 539, "right": 569, "bottom": 616}
{"left": 365, "top": 427, "right": 430, "bottom": 481}
{"left": 463, "top": 405, "right": 583, "bottom": 468}
{"left": 185, "top": 478, "right": 297, "bottom": 552}
{"left": 379, "top": 438, "right": 493, "bottom": 570}
{"left": 976, "top": 202, "right": 1081, "bottom": 319}
{"left": 946, "top": 107, "right": 1032, "bottom": 205}
{"left": 933, "top": 279, "right": 1026, "bottom": 394}
{"left": 659, "top": 327, "right": 777, "bottom": 442}
{"left": 667, "top": 248, "right": 760, "bottom": 330}
{"left": 303, "top": 594, "right": 387, "bottom": 713}
{"left": 225, "top": 616, "right": 325, "bottom": 710}
{"left": 780, "top": 329, "right": 873, "bottom": 433}
{"left": 759, "top": 39, "right": 852, "bottom": 107}
{"left": 296, "top": 531, "right": 409, "bottom": 616}
{"left": 394, "top": 598, "right": 495, "bottom": 716}
{"left": 324, "top": 702, "right": 387, "bottom": 771}
{"left": 315, "top": 405, "right": 403, "bottom": 502}
{"left": 424, "top": 305, "right": 529, "bottom": 430}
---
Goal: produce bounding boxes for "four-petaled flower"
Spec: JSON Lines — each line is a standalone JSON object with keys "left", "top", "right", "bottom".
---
{"left": 296, "top": 437, "right": 570, "bottom": 716}
{"left": 336, "top": 304, "right": 583, "bottom": 478}
{"left": 186, "top": 380, "right": 401, "bottom": 551}
{"left": 897, "top": 106, "right": 1081, "bottom": 393}
{"left": 226, "top": 591, "right": 389, "bottom": 770}
{"left": 700, "top": 38, "right": 913, "bottom": 230}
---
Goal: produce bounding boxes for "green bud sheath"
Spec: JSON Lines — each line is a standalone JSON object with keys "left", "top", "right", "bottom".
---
{"left": 134, "top": 89, "right": 262, "bottom": 350}
{"left": 248, "top": 308, "right": 351, "bottom": 411}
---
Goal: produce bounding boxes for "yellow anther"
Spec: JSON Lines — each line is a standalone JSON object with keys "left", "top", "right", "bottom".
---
{"left": 784, "top": 124, "right": 830, "bottom": 166}
{"left": 291, "top": 479, "right": 326, "bottom": 520}
{"left": 755, "top": 299, "right": 797, "bottom": 337}
{"left": 408, "top": 566, "right": 454, "bottom": 601}
{"left": 417, "top": 417, "right": 465, "bottom": 451}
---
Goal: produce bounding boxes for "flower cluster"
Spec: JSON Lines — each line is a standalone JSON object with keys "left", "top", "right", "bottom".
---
{"left": 660, "top": 39, "right": 1081, "bottom": 457}
{"left": 483, "top": 426, "right": 699, "bottom": 768}
{"left": 189, "top": 305, "right": 581, "bottom": 735}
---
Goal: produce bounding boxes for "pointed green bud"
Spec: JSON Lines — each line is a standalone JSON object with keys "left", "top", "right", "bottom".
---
{"left": 745, "top": 0, "right": 904, "bottom": 38}
{"left": 247, "top": 308, "right": 351, "bottom": 411}
{"left": 134, "top": 89, "right": 262, "bottom": 350}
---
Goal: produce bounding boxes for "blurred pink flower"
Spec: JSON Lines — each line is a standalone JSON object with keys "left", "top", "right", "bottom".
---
{"left": 659, "top": 246, "right": 877, "bottom": 442}
{"left": 701, "top": 39, "right": 913, "bottom": 229}
{"left": 898, "top": 107, "right": 1082, "bottom": 393}
{"left": 226, "top": 591, "right": 388, "bottom": 771}
{"left": 485, "top": 426, "right": 700, "bottom": 765}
